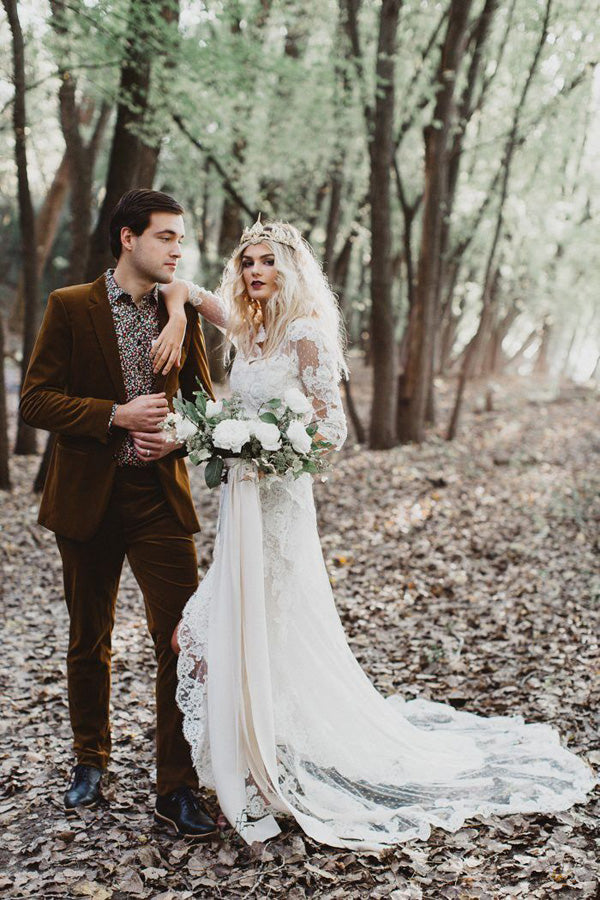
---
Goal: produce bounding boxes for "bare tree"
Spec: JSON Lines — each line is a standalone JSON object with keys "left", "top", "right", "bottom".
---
{"left": 2, "top": 0, "right": 39, "bottom": 455}
{"left": 397, "top": 0, "right": 473, "bottom": 443}
{"left": 0, "top": 313, "right": 10, "bottom": 489}
{"left": 85, "top": 0, "right": 181, "bottom": 279}
{"left": 447, "top": 0, "right": 553, "bottom": 440}
{"left": 367, "top": 0, "right": 402, "bottom": 449}
{"left": 11, "top": 151, "right": 70, "bottom": 330}
{"left": 49, "top": 0, "right": 112, "bottom": 284}
{"left": 341, "top": 0, "right": 402, "bottom": 449}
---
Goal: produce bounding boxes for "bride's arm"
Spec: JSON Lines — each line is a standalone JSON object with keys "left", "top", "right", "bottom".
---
{"left": 152, "top": 279, "right": 229, "bottom": 375}
{"left": 184, "top": 282, "right": 229, "bottom": 331}
{"left": 290, "top": 326, "right": 347, "bottom": 452}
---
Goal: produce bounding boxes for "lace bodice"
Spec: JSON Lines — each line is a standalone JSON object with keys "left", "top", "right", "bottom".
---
{"left": 187, "top": 285, "right": 347, "bottom": 450}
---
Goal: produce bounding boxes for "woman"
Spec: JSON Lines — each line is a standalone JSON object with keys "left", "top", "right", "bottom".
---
{"left": 153, "top": 219, "right": 594, "bottom": 851}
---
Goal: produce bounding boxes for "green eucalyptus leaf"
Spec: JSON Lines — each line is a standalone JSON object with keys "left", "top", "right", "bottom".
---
{"left": 205, "top": 456, "right": 224, "bottom": 489}
{"left": 182, "top": 399, "right": 198, "bottom": 420}
{"left": 195, "top": 393, "right": 207, "bottom": 416}
{"left": 260, "top": 412, "right": 279, "bottom": 424}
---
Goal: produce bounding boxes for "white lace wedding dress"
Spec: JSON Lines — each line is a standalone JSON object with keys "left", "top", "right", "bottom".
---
{"left": 176, "top": 293, "right": 594, "bottom": 851}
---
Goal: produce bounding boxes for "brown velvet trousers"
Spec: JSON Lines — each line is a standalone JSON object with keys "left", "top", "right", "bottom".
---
{"left": 55, "top": 467, "right": 199, "bottom": 795}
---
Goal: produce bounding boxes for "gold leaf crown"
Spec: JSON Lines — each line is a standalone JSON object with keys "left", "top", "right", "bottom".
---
{"left": 239, "top": 215, "right": 301, "bottom": 252}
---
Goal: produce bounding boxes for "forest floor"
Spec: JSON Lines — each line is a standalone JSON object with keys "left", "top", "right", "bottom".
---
{"left": 1, "top": 361, "right": 599, "bottom": 899}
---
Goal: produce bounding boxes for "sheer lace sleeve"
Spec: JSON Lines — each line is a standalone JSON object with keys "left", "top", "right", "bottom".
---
{"left": 288, "top": 319, "right": 347, "bottom": 451}
{"left": 183, "top": 282, "right": 229, "bottom": 333}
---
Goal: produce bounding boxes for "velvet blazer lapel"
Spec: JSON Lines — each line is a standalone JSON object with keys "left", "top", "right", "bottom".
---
{"left": 88, "top": 274, "right": 127, "bottom": 404}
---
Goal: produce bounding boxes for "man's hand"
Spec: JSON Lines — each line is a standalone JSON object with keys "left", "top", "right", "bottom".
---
{"left": 131, "top": 429, "right": 182, "bottom": 462}
{"left": 113, "top": 393, "right": 169, "bottom": 431}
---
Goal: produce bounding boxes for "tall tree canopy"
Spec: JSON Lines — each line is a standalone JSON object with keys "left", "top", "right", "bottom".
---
{"left": 1, "top": 0, "right": 598, "bottom": 462}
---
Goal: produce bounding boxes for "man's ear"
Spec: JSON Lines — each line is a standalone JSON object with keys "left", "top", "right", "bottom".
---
{"left": 120, "top": 226, "right": 135, "bottom": 253}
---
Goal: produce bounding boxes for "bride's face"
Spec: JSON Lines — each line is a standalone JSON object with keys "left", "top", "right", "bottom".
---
{"left": 241, "top": 242, "right": 278, "bottom": 305}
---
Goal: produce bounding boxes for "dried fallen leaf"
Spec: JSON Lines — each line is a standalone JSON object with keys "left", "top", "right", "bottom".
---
{"left": 1, "top": 375, "right": 598, "bottom": 899}
{"left": 71, "top": 881, "right": 112, "bottom": 899}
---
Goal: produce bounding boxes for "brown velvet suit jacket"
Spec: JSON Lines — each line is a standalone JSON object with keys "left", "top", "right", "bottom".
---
{"left": 20, "top": 274, "right": 214, "bottom": 541}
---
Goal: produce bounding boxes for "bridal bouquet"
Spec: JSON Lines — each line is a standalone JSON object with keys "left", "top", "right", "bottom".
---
{"left": 162, "top": 385, "right": 332, "bottom": 488}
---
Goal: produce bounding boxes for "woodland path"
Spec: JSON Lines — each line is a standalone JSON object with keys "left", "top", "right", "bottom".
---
{"left": 1, "top": 372, "right": 598, "bottom": 899}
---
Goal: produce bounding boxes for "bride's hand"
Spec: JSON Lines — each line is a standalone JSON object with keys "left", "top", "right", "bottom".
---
{"left": 151, "top": 316, "right": 186, "bottom": 375}
{"left": 152, "top": 280, "right": 189, "bottom": 374}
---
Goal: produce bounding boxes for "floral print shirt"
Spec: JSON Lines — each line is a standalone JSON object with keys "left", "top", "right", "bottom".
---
{"left": 105, "top": 269, "right": 160, "bottom": 467}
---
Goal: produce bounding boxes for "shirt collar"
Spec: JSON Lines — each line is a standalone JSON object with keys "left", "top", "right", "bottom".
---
{"left": 105, "top": 268, "right": 159, "bottom": 308}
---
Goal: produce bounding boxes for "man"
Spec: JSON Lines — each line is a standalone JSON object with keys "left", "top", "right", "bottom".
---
{"left": 21, "top": 189, "right": 217, "bottom": 840}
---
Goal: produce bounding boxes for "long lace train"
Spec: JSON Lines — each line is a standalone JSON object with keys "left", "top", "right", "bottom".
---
{"left": 176, "top": 462, "right": 595, "bottom": 851}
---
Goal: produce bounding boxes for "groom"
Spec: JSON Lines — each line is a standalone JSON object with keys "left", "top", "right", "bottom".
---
{"left": 21, "top": 189, "right": 217, "bottom": 840}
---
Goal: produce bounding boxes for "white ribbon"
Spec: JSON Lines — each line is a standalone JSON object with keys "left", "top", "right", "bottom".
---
{"left": 207, "top": 461, "right": 281, "bottom": 841}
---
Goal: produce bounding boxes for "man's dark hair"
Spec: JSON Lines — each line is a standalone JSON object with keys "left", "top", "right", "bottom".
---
{"left": 109, "top": 189, "right": 184, "bottom": 260}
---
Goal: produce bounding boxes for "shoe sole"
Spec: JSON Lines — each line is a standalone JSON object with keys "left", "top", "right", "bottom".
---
{"left": 64, "top": 799, "right": 100, "bottom": 815}
{"left": 154, "top": 810, "right": 218, "bottom": 841}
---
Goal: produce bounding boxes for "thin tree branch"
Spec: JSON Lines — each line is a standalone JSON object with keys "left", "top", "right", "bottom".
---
{"left": 172, "top": 114, "right": 258, "bottom": 220}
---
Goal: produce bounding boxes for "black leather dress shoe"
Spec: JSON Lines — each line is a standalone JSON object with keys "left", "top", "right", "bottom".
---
{"left": 64, "top": 764, "right": 103, "bottom": 812}
{"left": 155, "top": 787, "right": 218, "bottom": 840}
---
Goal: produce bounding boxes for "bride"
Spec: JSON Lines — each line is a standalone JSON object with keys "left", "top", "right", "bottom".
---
{"left": 154, "top": 218, "right": 594, "bottom": 851}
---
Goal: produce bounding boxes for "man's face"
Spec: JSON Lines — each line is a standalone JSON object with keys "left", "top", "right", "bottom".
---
{"left": 122, "top": 212, "right": 185, "bottom": 284}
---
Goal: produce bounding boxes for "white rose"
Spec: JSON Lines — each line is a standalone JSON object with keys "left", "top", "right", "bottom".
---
{"left": 161, "top": 411, "right": 180, "bottom": 442}
{"left": 250, "top": 419, "right": 282, "bottom": 451}
{"left": 206, "top": 399, "right": 223, "bottom": 417}
{"left": 286, "top": 420, "right": 312, "bottom": 454}
{"left": 284, "top": 387, "right": 312, "bottom": 416}
{"left": 190, "top": 447, "right": 211, "bottom": 462}
{"left": 213, "top": 418, "right": 251, "bottom": 453}
{"left": 175, "top": 416, "right": 198, "bottom": 442}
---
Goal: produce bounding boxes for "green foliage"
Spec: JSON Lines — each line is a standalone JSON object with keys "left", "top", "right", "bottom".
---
{"left": 204, "top": 454, "right": 224, "bottom": 489}
{"left": 0, "top": 0, "right": 598, "bottom": 375}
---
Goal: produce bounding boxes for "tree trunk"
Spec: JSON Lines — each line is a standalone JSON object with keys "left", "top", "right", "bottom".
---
{"left": 57, "top": 71, "right": 111, "bottom": 283}
{"left": 342, "top": 377, "right": 365, "bottom": 444}
{"left": 323, "top": 166, "right": 343, "bottom": 284}
{"left": 34, "top": 152, "right": 71, "bottom": 274}
{"left": 397, "top": 0, "right": 473, "bottom": 444}
{"left": 437, "top": 260, "right": 466, "bottom": 375}
{"left": 204, "top": 197, "right": 243, "bottom": 384}
{"left": 11, "top": 151, "right": 71, "bottom": 329}
{"left": 442, "top": 0, "right": 500, "bottom": 252}
{"left": 368, "top": 0, "right": 402, "bottom": 450}
{"left": 505, "top": 328, "right": 540, "bottom": 371}
{"left": 533, "top": 318, "right": 553, "bottom": 376}
{"left": 436, "top": 0, "right": 499, "bottom": 349}
{"left": 481, "top": 296, "right": 520, "bottom": 375}
{"left": 0, "top": 313, "right": 10, "bottom": 490}
{"left": 136, "top": 143, "right": 161, "bottom": 189}
{"left": 3, "top": 0, "right": 39, "bottom": 455}
{"left": 85, "top": 0, "right": 179, "bottom": 279}
{"left": 85, "top": 51, "right": 152, "bottom": 276}
{"left": 447, "top": 0, "right": 552, "bottom": 440}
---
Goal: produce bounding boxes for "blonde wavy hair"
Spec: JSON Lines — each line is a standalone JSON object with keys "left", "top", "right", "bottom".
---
{"left": 219, "top": 222, "right": 348, "bottom": 379}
